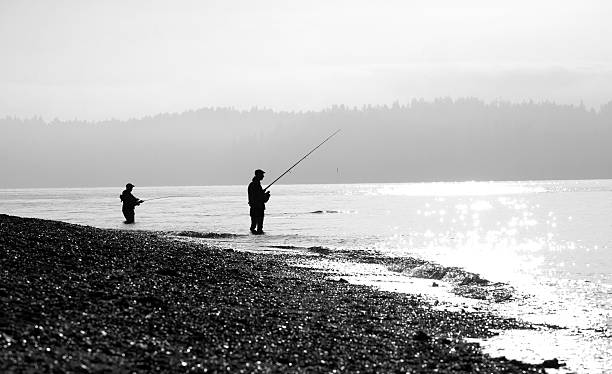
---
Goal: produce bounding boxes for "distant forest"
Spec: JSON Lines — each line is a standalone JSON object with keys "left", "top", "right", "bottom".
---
{"left": 1, "top": 98, "right": 612, "bottom": 188}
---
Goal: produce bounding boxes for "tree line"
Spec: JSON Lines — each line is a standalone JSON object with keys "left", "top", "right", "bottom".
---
{"left": 1, "top": 98, "right": 611, "bottom": 188}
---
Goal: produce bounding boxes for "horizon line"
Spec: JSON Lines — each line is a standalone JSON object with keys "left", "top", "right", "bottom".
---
{"left": 1, "top": 177, "right": 611, "bottom": 190}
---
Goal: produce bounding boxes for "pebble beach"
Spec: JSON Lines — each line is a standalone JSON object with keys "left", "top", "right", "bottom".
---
{"left": 1, "top": 214, "right": 553, "bottom": 373}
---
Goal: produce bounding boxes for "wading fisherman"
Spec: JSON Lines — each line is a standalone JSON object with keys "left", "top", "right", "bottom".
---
{"left": 245, "top": 130, "right": 340, "bottom": 234}
{"left": 120, "top": 183, "right": 144, "bottom": 224}
{"left": 248, "top": 169, "right": 270, "bottom": 234}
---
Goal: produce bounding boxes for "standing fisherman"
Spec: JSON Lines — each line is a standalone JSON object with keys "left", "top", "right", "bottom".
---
{"left": 248, "top": 169, "right": 270, "bottom": 234}
{"left": 120, "top": 183, "right": 144, "bottom": 224}
{"left": 245, "top": 130, "right": 340, "bottom": 234}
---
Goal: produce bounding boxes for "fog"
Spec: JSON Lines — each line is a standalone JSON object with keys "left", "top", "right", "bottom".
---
{"left": 1, "top": 99, "right": 611, "bottom": 188}
{"left": 1, "top": 1, "right": 612, "bottom": 120}
{"left": 2, "top": 1, "right": 612, "bottom": 187}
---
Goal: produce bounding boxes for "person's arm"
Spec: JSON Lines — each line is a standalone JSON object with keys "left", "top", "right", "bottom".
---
{"left": 133, "top": 194, "right": 144, "bottom": 205}
{"left": 126, "top": 192, "right": 140, "bottom": 206}
{"left": 257, "top": 184, "right": 270, "bottom": 203}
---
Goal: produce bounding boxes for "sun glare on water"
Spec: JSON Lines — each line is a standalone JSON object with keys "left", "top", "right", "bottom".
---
{"left": 376, "top": 181, "right": 547, "bottom": 197}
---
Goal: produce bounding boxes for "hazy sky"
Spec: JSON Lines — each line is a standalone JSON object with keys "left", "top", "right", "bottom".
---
{"left": 1, "top": 0, "right": 611, "bottom": 120}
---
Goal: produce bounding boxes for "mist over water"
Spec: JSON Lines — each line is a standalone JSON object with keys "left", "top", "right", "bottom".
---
{"left": 1, "top": 180, "right": 611, "bottom": 372}
{"left": 2, "top": 100, "right": 612, "bottom": 188}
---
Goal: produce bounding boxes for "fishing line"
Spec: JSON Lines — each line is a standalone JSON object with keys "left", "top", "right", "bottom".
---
{"left": 143, "top": 195, "right": 197, "bottom": 202}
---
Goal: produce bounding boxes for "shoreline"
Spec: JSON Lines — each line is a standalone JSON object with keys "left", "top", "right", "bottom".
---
{"left": 1, "top": 214, "right": 553, "bottom": 372}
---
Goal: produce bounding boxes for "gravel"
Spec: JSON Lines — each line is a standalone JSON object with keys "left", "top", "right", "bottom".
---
{"left": 0, "top": 214, "right": 544, "bottom": 373}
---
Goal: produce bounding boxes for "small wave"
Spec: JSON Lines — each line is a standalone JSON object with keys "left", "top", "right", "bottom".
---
{"left": 407, "top": 264, "right": 488, "bottom": 285}
{"left": 452, "top": 283, "right": 515, "bottom": 302}
{"left": 266, "top": 245, "right": 333, "bottom": 255}
{"left": 267, "top": 245, "right": 302, "bottom": 250}
{"left": 390, "top": 262, "right": 515, "bottom": 302}
{"left": 307, "top": 246, "right": 332, "bottom": 255}
{"left": 310, "top": 210, "right": 341, "bottom": 214}
{"left": 171, "top": 231, "right": 239, "bottom": 239}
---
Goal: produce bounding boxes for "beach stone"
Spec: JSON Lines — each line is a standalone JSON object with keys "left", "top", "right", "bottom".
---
{"left": 541, "top": 358, "right": 565, "bottom": 368}
{"left": 156, "top": 268, "right": 179, "bottom": 277}
{"left": 413, "top": 330, "right": 429, "bottom": 342}
{"left": 0, "top": 214, "right": 541, "bottom": 374}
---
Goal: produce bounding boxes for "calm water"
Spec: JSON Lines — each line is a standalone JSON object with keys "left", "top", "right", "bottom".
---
{"left": 1, "top": 180, "right": 611, "bottom": 372}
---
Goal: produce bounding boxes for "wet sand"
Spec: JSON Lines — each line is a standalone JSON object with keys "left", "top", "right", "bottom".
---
{"left": 1, "top": 214, "right": 546, "bottom": 373}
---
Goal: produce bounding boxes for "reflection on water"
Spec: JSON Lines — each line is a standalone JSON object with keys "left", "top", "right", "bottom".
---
{"left": 376, "top": 181, "right": 547, "bottom": 196}
{"left": 373, "top": 181, "right": 611, "bottom": 373}
{"left": 1, "top": 180, "right": 611, "bottom": 372}
{"left": 409, "top": 195, "right": 547, "bottom": 282}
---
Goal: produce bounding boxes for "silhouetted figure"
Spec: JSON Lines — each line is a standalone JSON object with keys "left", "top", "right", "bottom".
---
{"left": 120, "top": 183, "right": 143, "bottom": 224}
{"left": 248, "top": 169, "right": 271, "bottom": 234}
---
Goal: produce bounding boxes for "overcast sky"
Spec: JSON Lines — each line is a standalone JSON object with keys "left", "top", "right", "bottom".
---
{"left": 1, "top": 0, "right": 612, "bottom": 120}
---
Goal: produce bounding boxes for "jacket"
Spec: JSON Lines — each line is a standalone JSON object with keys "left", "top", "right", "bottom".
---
{"left": 120, "top": 190, "right": 141, "bottom": 209}
{"left": 248, "top": 178, "right": 269, "bottom": 210}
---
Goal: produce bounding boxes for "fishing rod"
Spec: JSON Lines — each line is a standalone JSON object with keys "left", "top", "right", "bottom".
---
{"left": 264, "top": 129, "right": 341, "bottom": 191}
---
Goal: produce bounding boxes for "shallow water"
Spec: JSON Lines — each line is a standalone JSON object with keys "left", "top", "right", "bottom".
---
{"left": 1, "top": 180, "right": 611, "bottom": 372}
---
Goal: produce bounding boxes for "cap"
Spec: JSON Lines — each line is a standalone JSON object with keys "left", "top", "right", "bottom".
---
{"left": 126, "top": 183, "right": 135, "bottom": 188}
{"left": 254, "top": 169, "right": 265, "bottom": 175}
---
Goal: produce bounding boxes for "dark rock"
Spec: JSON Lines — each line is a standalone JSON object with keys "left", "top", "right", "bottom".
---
{"left": 541, "top": 358, "right": 566, "bottom": 368}
{"left": 413, "top": 330, "right": 429, "bottom": 342}
{"left": 156, "top": 268, "right": 178, "bottom": 277}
